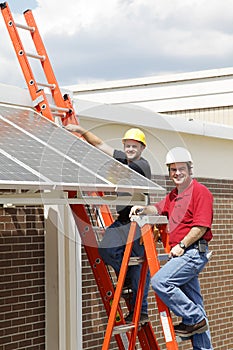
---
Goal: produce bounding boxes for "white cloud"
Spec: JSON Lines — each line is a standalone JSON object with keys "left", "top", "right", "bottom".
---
{"left": 34, "top": 0, "right": 121, "bottom": 34}
{"left": 1, "top": 0, "right": 233, "bottom": 88}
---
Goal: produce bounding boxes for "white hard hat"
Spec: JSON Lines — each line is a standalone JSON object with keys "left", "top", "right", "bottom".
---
{"left": 165, "top": 147, "right": 193, "bottom": 165}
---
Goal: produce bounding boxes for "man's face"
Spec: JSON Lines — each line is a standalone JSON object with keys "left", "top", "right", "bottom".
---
{"left": 169, "top": 162, "right": 191, "bottom": 188}
{"left": 123, "top": 140, "right": 144, "bottom": 161}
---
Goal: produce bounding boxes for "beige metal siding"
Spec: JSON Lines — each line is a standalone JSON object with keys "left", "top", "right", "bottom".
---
{"left": 162, "top": 106, "right": 233, "bottom": 126}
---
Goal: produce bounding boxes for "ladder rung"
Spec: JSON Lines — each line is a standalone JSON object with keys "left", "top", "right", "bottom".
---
{"left": 128, "top": 257, "right": 144, "bottom": 265}
{"left": 37, "top": 82, "right": 56, "bottom": 90}
{"left": 51, "top": 112, "right": 66, "bottom": 118}
{"left": 32, "top": 95, "right": 44, "bottom": 107}
{"left": 112, "top": 324, "right": 135, "bottom": 335}
{"left": 15, "top": 22, "right": 35, "bottom": 32}
{"left": 128, "top": 254, "right": 169, "bottom": 266}
{"left": 26, "top": 52, "right": 45, "bottom": 61}
{"left": 131, "top": 215, "right": 168, "bottom": 227}
{"left": 49, "top": 104, "right": 70, "bottom": 113}
{"left": 92, "top": 226, "right": 105, "bottom": 231}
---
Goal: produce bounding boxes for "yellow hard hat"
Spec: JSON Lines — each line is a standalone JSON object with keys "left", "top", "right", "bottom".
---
{"left": 122, "top": 128, "right": 146, "bottom": 147}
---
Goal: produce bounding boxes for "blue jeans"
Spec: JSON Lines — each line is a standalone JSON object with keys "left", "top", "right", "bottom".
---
{"left": 98, "top": 220, "right": 150, "bottom": 314}
{"left": 151, "top": 246, "right": 213, "bottom": 350}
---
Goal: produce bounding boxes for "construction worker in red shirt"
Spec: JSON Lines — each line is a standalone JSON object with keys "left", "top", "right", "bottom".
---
{"left": 130, "top": 147, "right": 213, "bottom": 350}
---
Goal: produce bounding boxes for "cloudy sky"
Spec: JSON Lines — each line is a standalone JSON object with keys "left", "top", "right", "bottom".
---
{"left": 1, "top": 0, "right": 233, "bottom": 88}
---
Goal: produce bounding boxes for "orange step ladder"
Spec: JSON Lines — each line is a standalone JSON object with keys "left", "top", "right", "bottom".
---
{"left": 0, "top": 2, "right": 173, "bottom": 348}
{"left": 101, "top": 215, "right": 179, "bottom": 350}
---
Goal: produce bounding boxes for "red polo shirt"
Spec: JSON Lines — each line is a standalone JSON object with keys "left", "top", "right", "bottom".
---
{"left": 155, "top": 179, "right": 213, "bottom": 248}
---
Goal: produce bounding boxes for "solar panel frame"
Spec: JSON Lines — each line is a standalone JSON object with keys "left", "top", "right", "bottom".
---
{"left": 0, "top": 104, "right": 165, "bottom": 194}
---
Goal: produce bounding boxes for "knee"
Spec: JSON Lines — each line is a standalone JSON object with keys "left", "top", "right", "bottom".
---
{"left": 151, "top": 272, "right": 166, "bottom": 294}
{"left": 98, "top": 246, "right": 111, "bottom": 262}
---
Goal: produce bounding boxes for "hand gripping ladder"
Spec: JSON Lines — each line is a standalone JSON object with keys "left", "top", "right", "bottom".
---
{"left": 0, "top": 1, "right": 77, "bottom": 124}
{"left": 102, "top": 215, "right": 179, "bottom": 350}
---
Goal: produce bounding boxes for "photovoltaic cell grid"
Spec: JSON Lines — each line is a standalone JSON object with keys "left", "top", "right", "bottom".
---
{"left": 0, "top": 104, "right": 165, "bottom": 193}
{"left": 0, "top": 152, "right": 43, "bottom": 182}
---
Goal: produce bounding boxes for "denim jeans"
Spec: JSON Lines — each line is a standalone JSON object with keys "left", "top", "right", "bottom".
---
{"left": 98, "top": 220, "right": 150, "bottom": 314}
{"left": 151, "top": 246, "right": 213, "bottom": 350}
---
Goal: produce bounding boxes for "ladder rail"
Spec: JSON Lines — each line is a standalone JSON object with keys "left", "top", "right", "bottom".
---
{"left": 0, "top": 2, "right": 54, "bottom": 120}
{"left": 128, "top": 258, "right": 149, "bottom": 350}
{"left": 102, "top": 221, "right": 139, "bottom": 350}
{"left": 23, "top": 9, "right": 78, "bottom": 124}
{"left": 23, "top": 9, "right": 65, "bottom": 106}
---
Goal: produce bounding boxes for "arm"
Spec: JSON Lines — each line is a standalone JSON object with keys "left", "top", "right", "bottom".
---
{"left": 171, "top": 226, "right": 207, "bottom": 257}
{"left": 65, "top": 124, "right": 114, "bottom": 156}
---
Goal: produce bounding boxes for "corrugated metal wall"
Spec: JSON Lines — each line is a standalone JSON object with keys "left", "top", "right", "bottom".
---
{"left": 163, "top": 106, "right": 233, "bottom": 126}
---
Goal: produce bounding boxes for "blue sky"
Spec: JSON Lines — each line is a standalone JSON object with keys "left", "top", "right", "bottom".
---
{"left": 1, "top": 0, "right": 233, "bottom": 88}
{"left": 8, "top": 0, "right": 38, "bottom": 13}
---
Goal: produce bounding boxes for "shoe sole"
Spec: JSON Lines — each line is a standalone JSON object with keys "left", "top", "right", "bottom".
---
{"left": 175, "top": 324, "right": 209, "bottom": 337}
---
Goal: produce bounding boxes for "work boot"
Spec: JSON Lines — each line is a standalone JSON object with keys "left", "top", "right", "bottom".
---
{"left": 174, "top": 319, "right": 208, "bottom": 337}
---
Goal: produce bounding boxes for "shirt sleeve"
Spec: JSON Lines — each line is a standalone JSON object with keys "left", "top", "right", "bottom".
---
{"left": 192, "top": 184, "right": 213, "bottom": 228}
{"left": 113, "top": 149, "right": 128, "bottom": 164}
{"left": 155, "top": 195, "right": 169, "bottom": 216}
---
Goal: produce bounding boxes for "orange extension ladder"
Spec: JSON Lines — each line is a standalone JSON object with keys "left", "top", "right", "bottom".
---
{"left": 0, "top": 2, "right": 180, "bottom": 349}
{"left": 0, "top": 1, "right": 77, "bottom": 125}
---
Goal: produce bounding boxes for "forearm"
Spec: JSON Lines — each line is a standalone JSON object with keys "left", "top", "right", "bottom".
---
{"left": 181, "top": 226, "right": 207, "bottom": 248}
{"left": 170, "top": 226, "right": 207, "bottom": 257}
{"left": 81, "top": 129, "right": 114, "bottom": 155}
{"left": 65, "top": 124, "right": 114, "bottom": 156}
{"left": 75, "top": 126, "right": 103, "bottom": 147}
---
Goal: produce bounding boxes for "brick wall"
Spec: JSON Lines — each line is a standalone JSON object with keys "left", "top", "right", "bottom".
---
{"left": 0, "top": 176, "right": 232, "bottom": 350}
{"left": 0, "top": 206, "right": 45, "bottom": 350}
{"left": 82, "top": 176, "right": 233, "bottom": 350}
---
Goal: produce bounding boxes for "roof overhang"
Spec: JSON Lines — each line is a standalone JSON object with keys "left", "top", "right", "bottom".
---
{"left": 75, "top": 99, "right": 233, "bottom": 141}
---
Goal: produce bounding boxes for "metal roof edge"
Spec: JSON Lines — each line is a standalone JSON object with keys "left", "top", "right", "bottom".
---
{"left": 0, "top": 83, "right": 32, "bottom": 107}
{"left": 65, "top": 67, "right": 233, "bottom": 92}
{"left": 76, "top": 99, "right": 233, "bottom": 141}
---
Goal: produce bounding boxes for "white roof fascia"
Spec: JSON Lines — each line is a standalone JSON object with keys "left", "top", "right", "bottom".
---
{"left": 75, "top": 99, "right": 233, "bottom": 141}
{"left": 136, "top": 91, "right": 233, "bottom": 113}
{"left": 67, "top": 67, "right": 233, "bottom": 112}
{"left": 0, "top": 83, "right": 32, "bottom": 107}
{"left": 67, "top": 67, "right": 233, "bottom": 92}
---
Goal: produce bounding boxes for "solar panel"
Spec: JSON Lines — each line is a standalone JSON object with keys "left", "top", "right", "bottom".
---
{"left": 0, "top": 104, "right": 165, "bottom": 194}
{"left": 0, "top": 151, "right": 53, "bottom": 189}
